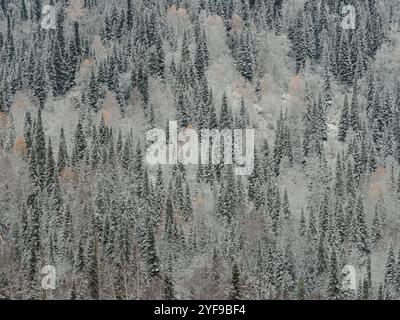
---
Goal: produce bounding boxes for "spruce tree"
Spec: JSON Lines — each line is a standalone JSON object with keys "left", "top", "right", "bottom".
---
{"left": 34, "top": 110, "right": 46, "bottom": 190}
{"left": 229, "top": 263, "right": 242, "bottom": 300}
{"left": 238, "top": 28, "right": 253, "bottom": 82}
{"left": 144, "top": 219, "right": 160, "bottom": 279}
{"left": 87, "top": 70, "right": 99, "bottom": 112}
{"left": 338, "top": 30, "right": 353, "bottom": 86}
{"left": 370, "top": 204, "right": 383, "bottom": 246}
{"left": 281, "top": 189, "right": 291, "bottom": 219}
{"left": 86, "top": 236, "right": 100, "bottom": 300}
{"left": 57, "top": 127, "right": 68, "bottom": 175}
{"left": 327, "top": 249, "right": 340, "bottom": 299}
{"left": 33, "top": 61, "right": 47, "bottom": 109}
{"left": 338, "top": 94, "right": 350, "bottom": 142}
{"left": 164, "top": 196, "right": 177, "bottom": 241}
{"left": 353, "top": 195, "right": 369, "bottom": 255}
{"left": 50, "top": 38, "right": 69, "bottom": 97}
{"left": 71, "top": 116, "right": 87, "bottom": 167}
{"left": 163, "top": 259, "right": 175, "bottom": 300}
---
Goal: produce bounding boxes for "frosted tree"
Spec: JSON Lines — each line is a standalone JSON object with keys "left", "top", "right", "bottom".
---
{"left": 281, "top": 189, "right": 291, "bottom": 219}
{"left": 370, "top": 204, "right": 383, "bottom": 247}
{"left": 87, "top": 70, "right": 99, "bottom": 112}
{"left": 337, "top": 30, "right": 353, "bottom": 86}
{"left": 238, "top": 27, "right": 253, "bottom": 82}
{"left": 327, "top": 249, "right": 340, "bottom": 299}
{"left": 338, "top": 94, "right": 350, "bottom": 142}
{"left": 33, "top": 61, "right": 47, "bottom": 109}
{"left": 353, "top": 195, "right": 370, "bottom": 255}
{"left": 229, "top": 262, "right": 242, "bottom": 300}
{"left": 71, "top": 116, "right": 88, "bottom": 167}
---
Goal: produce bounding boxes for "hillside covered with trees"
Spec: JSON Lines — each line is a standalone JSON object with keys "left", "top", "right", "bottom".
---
{"left": 1, "top": 0, "right": 400, "bottom": 300}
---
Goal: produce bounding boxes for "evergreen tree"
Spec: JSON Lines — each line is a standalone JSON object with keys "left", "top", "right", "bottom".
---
{"left": 163, "top": 259, "right": 175, "bottom": 300}
{"left": 57, "top": 127, "right": 69, "bottom": 175}
{"left": 281, "top": 189, "right": 291, "bottom": 219}
{"left": 71, "top": 116, "right": 87, "bottom": 167}
{"left": 143, "top": 220, "right": 160, "bottom": 279}
{"left": 182, "top": 182, "right": 193, "bottom": 221}
{"left": 25, "top": 193, "right": 41, "bottom": 299}
{"left": 50, "top": 38, "right": 69, "bottom": 97}
{"left": 34, "top": 110, "right": 46, "bottom": 190}
{"left": 327, "top": 249, "right": 340, "bottom": 299}
{"left": 238, "top": 28, "right": 253, "bottom": 82}
{"left": 176, "top": 92, "right": 191, "bottom": 128}
{"left": 384, "top": 245, "right": 396, "bottom": 299}
{"left": 164, "top": 196, "right": 177, "bottom": 241}
{"left": 33, "top": 61, "right": 47, "bottom": 109}
{"left": 74, "top": 21, "right": 81, "bottom": 56}
{"left": 338, "top": 94, "right": 350, "bottom": 142}
{"left": 370, "top": 204, "right": 383, "bottom": 246}
{"left": 138, "top": 66, "right": 149, "bottom": 104}
{"left": 292, "top": 11, "right": 307, "bottom": 73}
{"left": 229, "top": 263, "right": 242, "bottom": 300}
{"left": 87, "top": 70, "right": 99, "bottom": 112}
{"left": 353, "top": 196, "right": 369, "bottom": 255}
{"left": 86, "top": 236, "right": 100, "bottom": 300}
{"left": 217, "top": 166, "right": 237, "bottom": 222}
{"left": 338, "top": 30, "right": 353, "bottom": 86}
{"left": 350, "top": 84, "right": 361, "bottom": 134}
{"left": 299, "top": 208, "right": 306, "bottom": 237}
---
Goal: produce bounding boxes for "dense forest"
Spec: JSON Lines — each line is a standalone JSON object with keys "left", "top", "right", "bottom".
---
{"left": 1, "top": 0, "right": 400, "bottom": 300}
